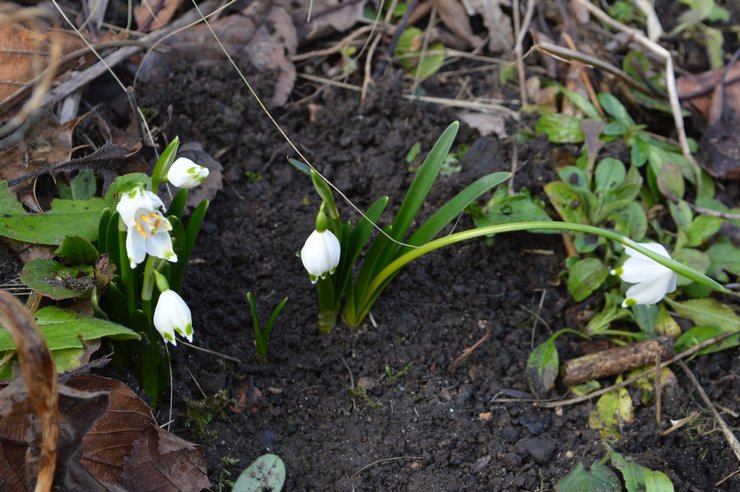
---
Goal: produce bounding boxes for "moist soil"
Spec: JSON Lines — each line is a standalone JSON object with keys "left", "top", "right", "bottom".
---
{"left": 133, "top": 61, "right": 740, "bottom": 491}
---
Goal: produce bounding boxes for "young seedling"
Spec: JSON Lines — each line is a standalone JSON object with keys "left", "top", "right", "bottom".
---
{"left": 247, "top": 292, "right": 288, "bottom": 365}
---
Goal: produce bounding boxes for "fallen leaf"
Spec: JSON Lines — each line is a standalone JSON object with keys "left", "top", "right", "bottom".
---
{"left": 677, "top": 61, "right": 740, "bottom": 123}
{"left": 294, "top": 0, "right": 367, "bottom": 44}
{"left": 458, "top": 111, "right": 508, "bottom": 138}
{"left": 433, "top": 0, "right": 484, "bottom": 49}
{"left": 0, "top": 20, "right": 84, "bottom": 106}
{"left": 461, "top": 0, "right": 513, "bottom": 53}
{"left": 134, "top": 0, "right": 186, "bottom": 32}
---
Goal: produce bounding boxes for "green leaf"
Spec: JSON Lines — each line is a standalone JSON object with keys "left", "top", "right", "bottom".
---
{"left": 610, "top": 201, "right": 647, "bottom": 241}
{"left": 673, "top": 248, "right": 710, "bottom": 287}
{"left": 151, "top": 137, "right": 180, "bottom": 189}
{"left": 527, "top": 336, "right": 559, "bottom": 398}
{"left": 20, "top": 259, "right": 95, "bottom": 300}
{"left": 535, "top": 114, "right": 584, "bottom": 143}
{"left": 674, "top": 325, "right": 739, "bottom": 355}
{"left": 568, "top": 258, "right": 609, "bottom": 301}
{"left": 609, "top": 166, "right": 643, "bottom": 202}
{"left": 394, "top": 28, "right": 445, "bottom": 80}
{"left": 167, "top": 188, "right": 188, "bottom": 219}
{"left": 562, "top": 89, "right": 602, "bottom": 120}
{"left": 595, "top": 158, "right": 626, "bottom": 192}
{"left": 686, "top": 215, "right": 723, "bottom": 247}
{"left": 668, "top": 200, "right": 693, "bottom": 229}
{"left": 544, "top": 181, "right": 589, "bottom": 224}
{"left": 104, "top": 173, "right": 148, "bottom": 207}
{"left": 656, "top": 162, "right": 685, "bottom": 199}
{"left": 631, "top": 134, "right": 649, "bottom": 167}
{"left": 0, "top": 307, "right": 139, "bottom": 353}
{"left": 556, "top": 462, "right": 621, "bottom": 492}
{"left": 407, "top": 172, "right": 510, "bottom": 246}
{"left": 588, "top": 382, "right": 633, "bottom": 439}
{"left": 58, "top": 169, "right": 97, "bottom": 200}
{"left": 665, "top": 298, "right": 740, "bottom": 332}
{"left": 609, "top": 449, "right": 674, "bottom": 492}
{"left": 55, "top": 236, "right": 99, "bottom": 265}
{"left": 558, "top": 166, "right": 589, "bottom": 191}
{"left": 598, "top": 93, "right": 635, "bottom": 125}
{"left": 233, "top": 454, "right": 286, "bottom": 492}
{"left": 0, "top": 181, "right": 106, "bottom": 245}
{"left": 707, "top": 241, "right": 740, "bottom": 280}
{"left": 473, "top": 187, "right": 554, "bottom": 232}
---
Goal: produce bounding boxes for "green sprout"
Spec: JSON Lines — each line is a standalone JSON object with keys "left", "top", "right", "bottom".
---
{"left": 247, "top": 292, "right": 288, "bottom": 365}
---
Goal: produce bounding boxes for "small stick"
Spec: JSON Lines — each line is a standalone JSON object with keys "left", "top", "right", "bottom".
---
{"left": 513, "top": 0, "right": 537, "bottom": 107}
{"left": 654, "top": 351, "right": 662, "bottom": 428}
{"left": 350, "top": 456, "right": 422, "bottom": 479}
{"left": 561, "top": 337, "right": 673, "bottom": 387}
{"left": 451, "top": 320, "right": 492, "bottom": 369}
{"left": 536, "top": 331, "right": 736, "bottom": 408}
{"left": 678, "top": 360, "right": 740, "bottom": 462}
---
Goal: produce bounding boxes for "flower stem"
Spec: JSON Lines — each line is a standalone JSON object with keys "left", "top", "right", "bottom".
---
{"left": 356, "top": 222, "right": 726, "bottom": 324}
{"left": 118, "top": 226, "right": 135, "bottom": 314}
{"left": 316, "top": 276, "right": 337, "bottom": 333}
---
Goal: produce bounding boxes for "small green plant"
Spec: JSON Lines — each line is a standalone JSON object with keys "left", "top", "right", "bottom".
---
{"left": 293, "top": 122, "right": 721, "bottom": 333}
{"left": 557, "top": 446, "right": 674, "bottom": 491}
{"left": 385, "top": 362, "right": 413, "bottom": 382}
{"left": 184, "top": 389, "right": 230, "bottom": 441}
{"left": 247, "top": 292, "right": 288, "bottom": 364}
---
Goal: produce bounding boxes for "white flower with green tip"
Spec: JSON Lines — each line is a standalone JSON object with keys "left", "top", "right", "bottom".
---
{"left": 153, "top": 290, "right": 193, "bottom": 346}
{"left": 611, "top": 242, "right": 677, "bottom": 307}
{"left": 301, "top": 229, "right": 341, "bottom": 284}
{"left": 116, "top": 187, "right": 178, "bottom": 268}
{"left": 167, "top": 157, "right": 209, "bottom": 188}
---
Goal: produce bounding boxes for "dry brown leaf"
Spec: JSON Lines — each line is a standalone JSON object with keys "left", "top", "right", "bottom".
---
{"left": 461, "top": 0, "right": 513, "bottom": 52}
{"left": 458, "top": 111, "right": 508, "bottom": 138}
{"left": 0, "top": 112, "right": 76, "bottom": 184}
{"left": 677, "top": 62, "right": 740, "bottom": 124}
{"left": 433, "top": 0, "right": 483, "bottom": 49}
{"left": 294, "top": 0, "right": 367, "bottom": 44}
{"left": 138, "top": 1, "right": 297, "bottom": 106}
{"left": 134, "top": 0, "right": 186, "bottom": 33}
{"left": 0, "top": 22, "right": 84, "bottom": 103}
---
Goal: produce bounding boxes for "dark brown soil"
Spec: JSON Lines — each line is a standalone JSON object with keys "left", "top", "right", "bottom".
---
{"left": 133, "top": 60, "right": 739, "bottom": 492}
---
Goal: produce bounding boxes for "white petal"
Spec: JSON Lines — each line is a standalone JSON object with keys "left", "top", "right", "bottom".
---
{"left": 116, "top": 189, "right": 144, "bottom": 226}
{"left": 623, "top": 271, "right": 676, "bottom": 306}
{"left": 301, "top": 230, "right": 341, "bottom": 279}
{"left": 125, "top": 226, "right": 147, "bottom": 268}
{"left": 618, "top": 256, "right": 670, "bottom": 284}
{"left": 146, "top": 230, "right": 178, "bottom": 263}
{"left": 625, "top": 242, "right": 671, "bottom": 262}
{"left": 153, "top": 290, "right": 193, "bottom": 345}
{"left": 167, "top": 157, "right": 209, "bottom": 189}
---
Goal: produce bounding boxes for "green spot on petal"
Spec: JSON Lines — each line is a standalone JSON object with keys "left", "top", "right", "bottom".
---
{"left": 625, "top": 298, "right": 637, "bottom": 307}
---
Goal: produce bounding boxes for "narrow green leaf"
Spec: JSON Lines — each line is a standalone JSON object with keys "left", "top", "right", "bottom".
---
{"left": 598, "top": 93, "right": 634, "bottom": 125}
{"left": 151, "top": 137, "right": 180, "bottom": 190}
{"left": 665, "top": 298, "right": 740, "bottom": 332}
{"left": 407, "top": 172, "right": 510, "bottom": 246}
{"left": 167, "top": 188, "right": 188, "bottom": 219}
{"left": 562, "top": 89, "right": 602, "bottom": 120}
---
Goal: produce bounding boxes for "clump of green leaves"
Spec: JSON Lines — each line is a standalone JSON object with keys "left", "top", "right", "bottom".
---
{"left": 184, "top": 389, "right": 230, "bottom": 441}
{"left": 557, "top": 447, "right": 674, "bottom": 492}
{"left": 247, "top": 292, "right": 288, "bottom": 364}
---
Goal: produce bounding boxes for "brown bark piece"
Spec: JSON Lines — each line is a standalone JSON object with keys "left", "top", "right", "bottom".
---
{"left": 561, "top": 337, "right": 673, "bottom": 387}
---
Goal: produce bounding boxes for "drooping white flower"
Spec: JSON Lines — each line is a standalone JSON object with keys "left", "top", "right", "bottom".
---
{"left": 301, "top": 229, "right": 341, "bottom": 284}
{"left": 611, "top": 242, "right": 677, "bottom": 308}
{"left": 153, "top": 290, "right": 193, "bottom": 346}
{"left": 167, "top": 157, "right": 209, "bottom": 189}
{"left": 116, "top": 187, "right": 178, "bottom": 268}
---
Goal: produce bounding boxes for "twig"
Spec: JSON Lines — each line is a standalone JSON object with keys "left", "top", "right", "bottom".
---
{"left": 678, "top": 360, "right": 740, "bottom": 462}
{"left": 349, "top": 456, "right": 422, "bottom": 479}
{"left": 179, "top": 340, "right": 241, "bottom": 363}
{"left": 411, "top": 4, "right": 436, "bottom": 94}
{"left": 290, "top": 24, "right": 377, "bottom": 62}
{"left": 451, "top": 320, "right": 492, "bottom": 369}
{"left": 665, "top": 195, "right": 740, "bottom": 220}
{"left": 514, "top": 0, "right": 537, "bottom": 107}
{"left": 535, "top": 331, "right": 736, "bottom": 408}
{"left": 654, "top": 351, "right": 662, "bottom": 428}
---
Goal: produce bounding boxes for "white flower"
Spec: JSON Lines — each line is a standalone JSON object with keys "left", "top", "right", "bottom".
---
{"left": 611, "top": 243, "right": 677, "bottom": 308}
{"left": 301, "top": 229, "right": 341, "bottom": 284}
{"left": 116, "top": 187, "right": 178, "bottom": 268}
{"left": 167, "top": 157, "right": 209, "bottom": 189}
{"left": 153, "top": 290, "right": 193, "bottom": 346}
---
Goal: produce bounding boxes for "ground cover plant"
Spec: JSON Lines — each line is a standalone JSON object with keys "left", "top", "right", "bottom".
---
{"left": 0, "top": 0, "right": 738, "bottom": 490}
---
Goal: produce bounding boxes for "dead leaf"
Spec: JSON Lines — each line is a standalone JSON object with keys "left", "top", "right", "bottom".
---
{"left": 458, "top": 111, "right": 508, "bottom": 138}
{"left": 294, "top": 0, "right": 367, "bottom": 44}
{"left": 461, "top": 0, "right": 513, "bottom": 53}
{"left": 176, "top": 142, "right": 223, "bottom": 210}
{"left": 230, "top": 383, "right": 262, "bottom": 415}
{"left": 0, "top": 21, "right": 84, "bottom": 104}
{"left": 433, "top": 0, "right": 484, "bottom": 49}
{"left": 134, "top": 0, "right": 185, "bottom": 32}
{"left": 138, "top": 1, "right": 298, "bottom": 106}
{"left": 677, "top": 61, "right": 740, "bottom": 123}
